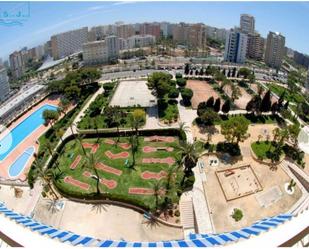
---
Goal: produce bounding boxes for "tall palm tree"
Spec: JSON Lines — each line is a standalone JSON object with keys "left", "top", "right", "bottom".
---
{"left": 152, "top": 180, "right": 163, "bottom": 211}
{"left": 129, "top": 134, "right": 138, "bottom": 168}
{"left": 177, "top": 141, "right": 200, "bottom": 177}
{"left": 83, "top": 152, "right": 101, "bottom": 195}
{"left": 76, "top": 133, "right": 87, "bottom": 156}
{"left": 111, "top": 106, "right": 122, "bottom": 142}
{"left": 32, "top": 159, "right": 59, "bottom": 200}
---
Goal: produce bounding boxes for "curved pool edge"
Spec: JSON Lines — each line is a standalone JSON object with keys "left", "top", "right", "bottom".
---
{"left": 8, "top": 146, "right": 35, "bottom": 179}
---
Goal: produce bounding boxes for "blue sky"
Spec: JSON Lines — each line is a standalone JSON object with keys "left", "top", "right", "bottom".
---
{"left": 1, "top": 1, "right": 309, "bottom": 60}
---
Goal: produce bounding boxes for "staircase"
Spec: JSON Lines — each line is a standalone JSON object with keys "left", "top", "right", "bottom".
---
{"left": 179, "top": 192, "right": 195, "bottom": 237}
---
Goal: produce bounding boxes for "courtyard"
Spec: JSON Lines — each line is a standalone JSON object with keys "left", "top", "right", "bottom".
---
{"left": 109, "top": 80, "right": 156, "bottom": 108}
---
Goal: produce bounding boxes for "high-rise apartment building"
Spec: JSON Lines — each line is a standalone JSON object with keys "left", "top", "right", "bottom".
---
{"left": 206, "top": 26, "right": 228, "bottom": 42}
{"left": 172, "top": 23, "right": 206, "bottom": 48}
{"left": 82, "top": 35, "right": 119, "bottom": 65}
{"left": 293, "top": 51, "right": 309, "bottom": 68}
{"left": 224, "top": 30, "right": 248, "bottom": 64}
{"left": 139, "top": 23, "right": 161, "bottom": 39}
{"left": 116, "top": 24, "right": 135, "bottom": 39}
{"left": 0, "top": 67, "right": 10, "bottom": 101}
{"left": 247, "top": 33, "right": 265, "bottom": 61}
{"left": 264, "top": 31, "right": 285, "bottom": 70}
{"left": 160, "top": 22, "right": 173, "bottom": 38}
{"left": 9, "top": 51, "right": 26, "bottom": 80}
{"left": 51, "top": 27, "right": 88, "bottom": 59}
{"left": 240, "top": 14, "right": 255, "bottom": 34}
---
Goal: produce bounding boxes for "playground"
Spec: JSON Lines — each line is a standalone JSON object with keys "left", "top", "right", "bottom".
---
{"left": 54, "top": 136, "right": 182, "bottom": 210}
{"left": 216, "top": 165, "right": 263, "bottom": 201}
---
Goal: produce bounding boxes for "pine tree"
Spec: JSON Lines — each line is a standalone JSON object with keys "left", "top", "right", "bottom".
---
{"left": 206, "top": 96, "right": 215, "bottom": 108}
{"left": 222, "top": 99, "right": 231, "bottom": 114}
{"left": 213, "top": 98, "right": 221, "bottom": 112}
{"left": 260, "top": 90, "right": 272, "bottom": 112}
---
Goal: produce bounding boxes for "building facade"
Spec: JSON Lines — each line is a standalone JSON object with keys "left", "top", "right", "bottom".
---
{"left": 240, "top": 14, "right": 255, "bottom": 34}
{"left": 293, "top": 51, "right": 309, "bottom": 68}
{"left": 51, "top": 27, "right": 88, "bottom": 59}
{"left": 247, "top": 33, "right": 265, "bottom": 60}
{"left": 116, "top": 24, "right": 135, "bottom": 39}
{"left": 172, "top": 23, "right": 207, "bottom": 48}
{"left": 224, "top": 30, "right": 248, "bottom": 64}
{"left": 9, "top": 51, "right": 25, "bottom": 80}
{"left": 264, "top": 31, "right": 285, "bottom": 70}
{"left": 0, "top": 67, "right": 10, "bottom": 101}
{"left": 139, "top": 23, "right": 161, "bottom": 39}
{"left": 82, "top": 36, "right": 120, "bottom": 65}
{"left": 126, "top": 35, "right": 156, "bottom": 49}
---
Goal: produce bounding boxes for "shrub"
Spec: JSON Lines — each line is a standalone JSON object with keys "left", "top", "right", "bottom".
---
{"left": 174, "top": 210, "right": 180, "bottom": 217}
{"left": 232, "top": 208, "right": 243, "bottom": 222}
{"left": 182, "top": 175, "right": 195, "bottom": 190}
{"left": 181, "top": 88, "right": 193, "bottom": 106}
{"left": 176, "top": 78, "right": 187, "bottom": 87}
{"left": 216, "top": 142, "right": 241, "bottom": 156}
{"left": 175, "top": 73, "right": 182, "bottom": 79}
{"left": 168, "top": 88, "right": 179, "bottom": 98}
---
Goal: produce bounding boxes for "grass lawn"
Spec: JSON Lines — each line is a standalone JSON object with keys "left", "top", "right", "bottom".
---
{"left": 214, "top": 113, "right": 285, "bottom": 125}
{"left": 78, "top": 85, "right": 146, "bottom": 130}
{"left": 54, "top": 136, "right": 183, "bottom": 210}
{"left": 251, "top": 141, "right": 278, "bottom": 160}
{"left": 268, "top": 84, "right": 306, "bottom": 104}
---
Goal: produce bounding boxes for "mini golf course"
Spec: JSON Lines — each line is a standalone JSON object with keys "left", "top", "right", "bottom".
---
{"left": 54, "top": 136, "right": 183, "bottom": 210}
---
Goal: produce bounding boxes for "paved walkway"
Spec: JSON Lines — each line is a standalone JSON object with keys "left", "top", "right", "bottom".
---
{"left": 177, "top": 98, "right": 214, "bottom": 234}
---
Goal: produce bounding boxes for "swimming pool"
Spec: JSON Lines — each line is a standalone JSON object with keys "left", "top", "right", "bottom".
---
{"left": 9, "top": 147, "right": 35, "bottom": 178}
{"left": 0, "top": 104, "right": 58, "bottom": 161}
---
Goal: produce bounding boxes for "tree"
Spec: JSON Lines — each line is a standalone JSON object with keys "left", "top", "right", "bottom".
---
{"left": 83, "top": 153, "right": 101, "bottom": 195}
{"left": 231, "top": 85, "right": 241, "bottom": 102}
{"left": 111, "top": 106, "right": 123, "bottom": 142}
{"left": 197, "top": 101, "right": 207, "bottom": 116}
{"left": 58, "top": 97, "right": 70, "bottom": 115}
{"left": 283, "top": 101, "right": 289, "bottom": 110}
{"left": 42, "top": 110, "right": 59, "bottom": 128}
{"left": 232, "top": 208, "right": 243, "bottom": 222}
{"left": 260, "top": 90, "right": 272, "bottom": 112}
{"left": 199, "top": 109, "right": 220, "bottom": 126}
{"left": 147, "top": 72, "right": 172, "bottom": 98}
{"left": 176, "top": 78, "right": 186, "bottom": 87}
{"left": 168, "top": 88, "right": 179, "bottom": 98}
{"left": 32, "top": 158, "right": 59, "bottom": 200}
{"left": 287, "top": 124, "right": 300, "bottom": 148}
{"left": 129, "top": 109, "right": 146, "bottom": 137}
{"left": 213, "top": 98, "right": 221, "bottom": 113}
{"left": 271, "top": 102, "right": 279, "bottom": 114}
{"left": 129, "top": 134, "right": 138, "bottom": 167}
{"left": 206, "top": 96, "right": 214, "bottom": 108}
{"left": 177, "top": 142, "right": 199, "bottom": 177}
{"left": 184, "top": 64, "right": 190, "bottom": 75}
{"left": 221, "top": 99, "right": 231, "bottom": 114}
{"left": 181, "top": 88, "right": 193, "bottom": 106}
{"left": 221, "top": 116, "right": 250, "bottom": 144}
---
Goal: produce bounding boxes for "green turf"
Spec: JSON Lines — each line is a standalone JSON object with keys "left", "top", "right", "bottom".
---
{"left": 251, "top": 141, "right": 277, "bottom": 160}
{"left": 54, "top": 136, "right": 183, "bottom": 210}
{"left": 268, "top": 84, "right": 306, "bottom": 104}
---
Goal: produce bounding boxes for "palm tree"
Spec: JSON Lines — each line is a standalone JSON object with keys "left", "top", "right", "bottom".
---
{"left": 32, "top": 159, "right": 59, "bottom": 200}
{"left": 179, "top": 122, "right": 190, "bottom": 142}
{"left": 83, "top": 152, "right": 101, "bottom": 195}
{"left": 59, "top": 97, "right": 70, "bottom": 115}
{"left": 76, "top": 133, "right": 87, "bottom": 156}
{"left": 257, "top": 84, "right": 264, "bottom": 96}
{"left": 152, "top": 180, "right": 163, "bottom": 211}
{"left": 129, "top": 134, "right": 138, "bottom": 168}
{"left": 165, "top": 165, "right": 178, "bottom": 193}
{"left": 177, "top": 141, "right": 200, "bottom": 178}
{"left": 111, "top": 106, "right": 122, "bottom": 142}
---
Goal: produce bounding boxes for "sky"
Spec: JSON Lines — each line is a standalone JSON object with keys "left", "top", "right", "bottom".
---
{"left": 0, "top": 1, "right": 309, "bottom": 60}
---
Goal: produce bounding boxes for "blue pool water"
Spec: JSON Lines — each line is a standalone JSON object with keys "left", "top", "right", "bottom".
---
{"left": 9, "top": 147, "right": 35, "bottom": 178}
{"left": 0, "top": 104, "right": 58, "bottom": 161}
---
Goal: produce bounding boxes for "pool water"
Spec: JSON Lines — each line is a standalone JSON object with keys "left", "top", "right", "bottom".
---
{"left": 0, "top": 104, "right": 58, "bottom": 161}
{"left": 9, "top": 147, "right": 35, "bottom": 178}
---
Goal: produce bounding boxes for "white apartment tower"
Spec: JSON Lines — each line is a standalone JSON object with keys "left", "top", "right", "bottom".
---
{"left": 51, "top": 27, "right": 88, "bottom": 59}
{"left": 264, "top": 31, "right": 285, "bottom": 70}
{"left": 0, "top": 67, "right": 10, "bottom": 101}
{"left": 224, "top": 30, "right": 248, "bottom": 64}
{"left": 240, "top": 14, "right": 255, "bottom": 34}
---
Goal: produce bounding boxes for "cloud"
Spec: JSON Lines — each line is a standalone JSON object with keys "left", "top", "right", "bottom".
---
{"left": 113, "top": 1, "right": 137, "bottom": 6}
{"left": 87, "top": 5, "right": 106, "bottom": 11}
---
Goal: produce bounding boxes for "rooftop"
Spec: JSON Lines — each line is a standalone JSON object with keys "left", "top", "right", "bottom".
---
{"left": 0, "top": 84, "right": 45, "bottom": 118}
